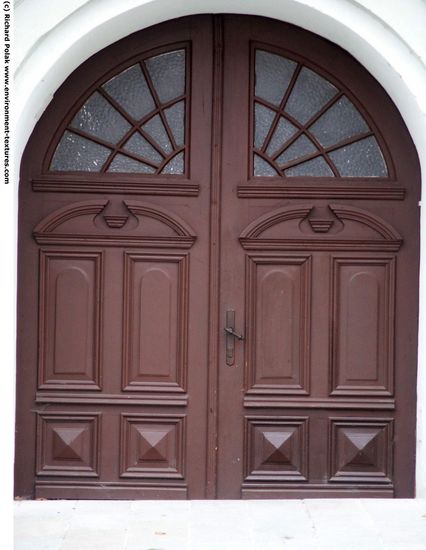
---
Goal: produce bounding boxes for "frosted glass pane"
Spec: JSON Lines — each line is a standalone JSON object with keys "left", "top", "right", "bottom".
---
{"left": 255, "top": 50, "right": 297, "bottom": 106}
{"left": 266, "top": 117, "right": 298, "bottom": 156}
{"left": 285, "top": 68, "right": 338, "bottom": 124}
{"left": 164, "top": 101, "right": 185, "bottom": 145}
{"left": 103, "top": 64, "right": 155, "bottom": 120}
{"left": 329, "top": 137, "right": 388, "bottom": 177}
{"left": 50, "top": 131, "right": 111, "bottom": 171}
{"left": 145, "top": 49, "right": 185, "bottom": 103}
{"left": 107, "top": 154, "right": 156, "bottom": 173}
{"left": 255, "top": 103, "right": 276, "bottom": 149}
{"left": 254, "top": 154, "right": 279, "bottom": 176}
{"left": 285, "top": 156, "right": 334, "bottom": 176}
{"left": 161, "top": 152, "right": 184, "bottom": 174}
{"left": 276, "top": 135, "right": 318, "bottom": 165}
{"left": 142, "top": 115, "right": 172, "bottom": 153}
{"left": 123, "top": 132, "right": 163, "bottom": 164}
{"left": 70, "top": 92, "right": 131, "bottom": 144}
{"left": 309, "top": 96, "right": 369, "bottom": 147}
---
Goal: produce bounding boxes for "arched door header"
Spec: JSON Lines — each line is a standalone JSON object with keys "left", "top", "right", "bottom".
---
{"left": 42, "top": 31, "right": 391, "bottom": 182}
{"left": 251, "top": 46, "right": 390, "bottom": 178}
{"left": 47, "top": 45, "right": 190, "bottom": 176}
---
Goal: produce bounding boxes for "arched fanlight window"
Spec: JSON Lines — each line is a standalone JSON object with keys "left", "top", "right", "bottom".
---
{"left": 253, "top": 49, "right": 388, "bottom": 177}
{"left": 50, "top": 48, "right": 188, "bottom": 175}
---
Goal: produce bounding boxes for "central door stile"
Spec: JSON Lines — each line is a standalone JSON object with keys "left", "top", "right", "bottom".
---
{"left": 205, "top": 14, "right": 224, "bottom": 499}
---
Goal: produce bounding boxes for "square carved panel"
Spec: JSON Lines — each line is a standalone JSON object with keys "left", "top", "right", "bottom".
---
{"left": 329, "top": 418, "right": 393, "bottom": 483}
{"left": 36, "top": 413, "right": 100, "bottom": 477}
{"left": 120, "top": 414, "right": 185, "bottom": 479}
{"left": 245, "top": 417, "right": 308, "bottom": 481}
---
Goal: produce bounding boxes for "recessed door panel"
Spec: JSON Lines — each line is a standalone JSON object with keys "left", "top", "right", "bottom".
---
{"left": 246, "top": 255, "right": 311, "bottom": 395}
{"left": 123, "top": 253, "right": 188, "bottom": 392}
{"left": 38, "top": 251, "right": 103, "bottom": 390}
{"left": 331, "top": 257, "right": 395, "bottom": 396}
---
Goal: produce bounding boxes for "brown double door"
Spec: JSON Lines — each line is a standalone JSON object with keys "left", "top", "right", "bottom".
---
{"left": 16, "top": 15, "right": 419, "bottom": 499}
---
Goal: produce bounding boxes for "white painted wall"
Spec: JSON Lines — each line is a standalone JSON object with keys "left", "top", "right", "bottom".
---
{"left": 6, "top": 2, "right": 426, "bottom": 522}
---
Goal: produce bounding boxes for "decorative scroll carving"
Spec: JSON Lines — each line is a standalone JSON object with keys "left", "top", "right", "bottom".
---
{"left": 329, "top": 204, "right": 401, "bottom": 240}
{"left": 241, "top": 204, "right": 313, "bottom": 239}
{"left": 103, "top": 215, "right": 129, "bottom": 228}
{"left": 33, "top": 199, "right": 196, "bottom": 248}
{"left": 35, "top": 200, "right": 108, "bottom": 233}
{"left": 308, "top": 219, "right": 334, "bottom": 233}
{"left": 240, "top": 203, "right": 402, "bottom": 251}
{"left": 124, "top": 200, "right": 195, "bottom": 237}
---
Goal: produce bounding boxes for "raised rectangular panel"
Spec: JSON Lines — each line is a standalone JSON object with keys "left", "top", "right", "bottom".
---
{"left": 329, "top": 418, "right": 393, "bottom": 483}
{"left": 244, "top": 416, "right": 309, "bottom": 481}
{"left": 120, "top": 414, "right": 185, "bottom": 479}
{"left": 123, "top": 253, "right": 188, "bottom": 392}
{"left": 246, "top": 255, "right": 311, "bottom": 395}
{"left": 331, "top": 257, "right": 395, "bottom": 396}
{"left": 36, "top": 412, "right": 100, "bottom": 477}
{"left": 38, "top": 251, "right": 103, "bottom": 390}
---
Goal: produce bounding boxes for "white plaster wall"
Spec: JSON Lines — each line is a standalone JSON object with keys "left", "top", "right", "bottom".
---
{"left": 6, "top": 1, "right": 426, "bottom": 518}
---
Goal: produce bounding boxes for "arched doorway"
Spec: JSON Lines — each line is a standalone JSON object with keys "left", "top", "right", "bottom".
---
{"left": 15, "top": 14, "right": 420, "bottom": 499}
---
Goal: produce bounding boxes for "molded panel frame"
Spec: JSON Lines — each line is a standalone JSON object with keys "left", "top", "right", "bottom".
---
{"left": 122, "top": 252, "right": 189, "bottom": 394}
{"left": 36, "top": 412, "right": 101, "bottom": 477}
{"left": 244, "top": 254, "right": 312, "bottom": 397}
{"left": 244, "top": 416, "right": 309, "bottom": 482}
{"left": 120, "top": 413, "right": 186, "bottom": 480}
{"left": 328, "top": 417, "right": 394, "bottom": 484}
{"left": 330, "top": 255, "right": 396, "bottom": 397}
{"left": 38, "top": 249, "right": 104, "bottom": 391}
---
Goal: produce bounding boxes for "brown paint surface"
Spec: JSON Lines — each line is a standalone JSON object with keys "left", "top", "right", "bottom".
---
{"left": 15, "top": 15, "right": 420, "bottom": 499}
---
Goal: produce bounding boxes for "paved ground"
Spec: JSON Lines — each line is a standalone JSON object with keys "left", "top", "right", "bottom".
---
{"left": 15, "top": 498, "right": 426, "bottom": 550}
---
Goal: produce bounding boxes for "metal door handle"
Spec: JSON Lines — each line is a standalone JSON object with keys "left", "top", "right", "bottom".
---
{"left": 225, "top": 310, "right": 244, "bottom": 366}
{"left": 224, "top": 327, "right": 244, "bottom": 340}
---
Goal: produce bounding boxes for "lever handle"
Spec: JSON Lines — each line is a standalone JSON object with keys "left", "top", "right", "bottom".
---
{"left": 224, "top": 327, "right": 244, "bottom": 340}
{"left": 225, "top": 310, "right": 244, "bottom": 366}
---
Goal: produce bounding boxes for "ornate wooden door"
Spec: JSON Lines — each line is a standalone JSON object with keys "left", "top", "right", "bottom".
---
{"left": 216, "top": 16, "right": 419, "bottom": 498}
{"left": 16, "top": 16, "right": 215, "bottom": 499}
{"left": 15, "top": 15, "right": 420, "bottom": 500}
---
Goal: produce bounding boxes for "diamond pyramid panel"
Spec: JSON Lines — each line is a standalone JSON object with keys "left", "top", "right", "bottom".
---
{"left": 121, "top": 416, "right": 185, "bottom": 479}
{"left": 136, "top": 427, "right": 171, "bottom": 462}
{"left": 52, "top": 426, "right": 85, "bottom": 461}
{"left": 245, "top": 418, "right": 308, "bottom": 481}
{"left": 262, "top": 430, "right": 293, "bottom": 464}
{"left": 343, "top": 430, "right": 378, "bottom": 467}
{"left": 330, "top": 420, "right": 393, "bottom": 483}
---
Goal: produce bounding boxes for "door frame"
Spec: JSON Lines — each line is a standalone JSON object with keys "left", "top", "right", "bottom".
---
{"left": 11, "top": 8, "right": 424, "bottom": 500}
